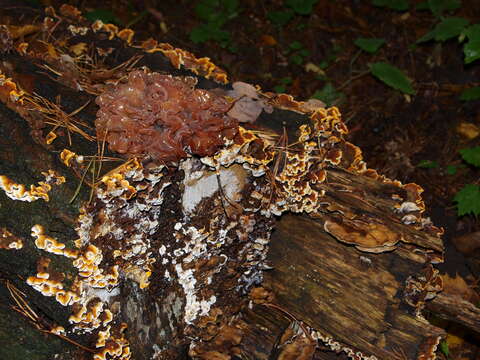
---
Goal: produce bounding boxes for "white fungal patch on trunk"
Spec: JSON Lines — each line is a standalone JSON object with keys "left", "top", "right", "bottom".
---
{"left": 175, "top": 263, "right": 216, "bottom": 324}
{"left": 180, "top": 159, "right": 246, "bottom": 214}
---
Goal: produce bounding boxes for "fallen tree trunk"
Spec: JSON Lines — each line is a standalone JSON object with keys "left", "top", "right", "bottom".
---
{"left": 0, "top": 3, "right": 453, "bottom": 360}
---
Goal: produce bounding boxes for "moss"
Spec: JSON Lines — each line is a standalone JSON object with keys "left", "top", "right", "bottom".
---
{"left": 0, "top": 303, "right": 74, "bottom": 359}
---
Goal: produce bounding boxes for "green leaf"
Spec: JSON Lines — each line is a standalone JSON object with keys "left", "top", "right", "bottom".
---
{"left": 460, "top": 146, "right": 480, "bottom": 167}
{"left": 279, "top": 77, "right": 293, "bottom": 85}
{"left": 195, "top": 0, "right": 238, "bottom": 23}
{"left": 267, "top": 10, "right": 294, "bottom": 26}
{"left": 417, "top": 160, "right": 439, "bottom": 168}
{"left": 459, "top": 86, "right": 480, "bottom": 101}
{"left": 189, "top": 24, "right": 230, "bottom": 44}
{"left": 446, "top": 165, "right": 457, "bottom": 175}
{"left": 273, "top": 85, "right": 287, "bottom": 93}
{"left": 299, "top": 49, "right": 310, "bottom": 57}
{"left": 418, "top": 17, "right": 469, "bottom": 43}
{"left": 454, "top": 184, "right": 480, "bottom": 216}
{"left": 439, "top": 340, "right": 450, "bottom": 357}
{"left": 416, "top": 1, "right": 430, "bottom": 10}
{"left": 354, "top": 38, "right": 385, "bottom": 53}
{"left": 290, "top": 53, "right": 304, "bottom": 65}
{"left": 85, "top": 9, "right": 122, "bottom": 25}
{"left": 464, "top": 39, "right": 480, "bottom": 64}
{"left": 312, "top": 83, "right": 344, "bottom": 107}
{"left": 289, "top": 41, "right": 304, "bottom": 50}
{"left": 285, "top": 0, "right": 319, "bottom": 15}
{"left": 372, "top": 0, "right": 409, "bottom": 11}
{"left": 428, "top": 0, "right": 461, "bottom": 17}
{"left": 369, "top": 62, "right": 415, "bottom": 94}
{"left": 464, "top": 24, "right": 480, "bottom": 41}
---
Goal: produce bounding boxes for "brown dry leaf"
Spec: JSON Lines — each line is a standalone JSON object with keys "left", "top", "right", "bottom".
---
{"left": 452, "top": 231, "right": 480, "bottom": 255}
{"left": 69, "top": 42, "right": 88, "bottom": 56}
{"left": 457, "top": 122, "right": 480, "bottom": 140}
{"left": 441, "top": 273, "right": 479, "bottom": 304}
{"left": 6, "top": 24, "right": 40, "bottom": 39}
{"left": 260, "top": 34, "right": 277, "bottom": 46}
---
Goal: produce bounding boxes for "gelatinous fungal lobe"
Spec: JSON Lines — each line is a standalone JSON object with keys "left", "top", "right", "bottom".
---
{"left": 95, "top": 70, "right": 238, "bottom": 162}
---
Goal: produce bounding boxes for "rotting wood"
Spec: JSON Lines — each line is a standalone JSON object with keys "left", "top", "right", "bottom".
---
{"left": 0, "top": 3, "right": 454, "bottom": 360}
{"left": 426, "top": 292, "right": 480, "bottom": 334}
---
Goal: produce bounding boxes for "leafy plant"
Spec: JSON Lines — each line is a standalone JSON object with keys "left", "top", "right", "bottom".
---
{"left": 417, "top": 17, "right": 469, "bottom": 43}
{"left": 190, "top": 0, "right": 239, "bottom": 49}
{"left": 446, "top": 165, "right": 457, "bottom": 175}
{"left": 454, "top": 184, "right": 480, "bottom": 216}
{"left": 85, "top": 9, "right": 122, "bottom": 25}
{"left": 459, "top": 86, "right": 480, "bottom": 101}
{"left": 439, "top": 339, "right": 450, "bottom": 358}
{"left": 417, "top": 0, "right": 462, "bottom": 17}
{"left": 459, "top": 146, "right": 480, "bottom": 167}
{"left": 268, "top": 10, "right": 295, "bottom": 26}
{"left": 287, "top": 41, "right": 310, "bottom": 65}
{"left": 354, "top": 38, "right": 385, "bottom": 54}
{"left": 267, "top": 0, "right": 318, "bottom": 26}
{"left": 285, "top": 0, "right": 319, "bottom": 15}
{"left": 453, "top": 146, "right": 480, "bottom": 216}
{"left": 274, "top": 77, "right": 293, "bottom": 93}
{"left": 311, "top": 83, "right": 344, "bottom": 107}
{"left": 369, "top": 62, "right": 415, "bottom": 94}
{"left": 462, "top": 24, "right": 480, "bottom": 64}
{"left": 417, "top": 160, "right": 439, "bottom": 168}
{"left": 415, "top": 10, "right": 479, "bottom": 64}
{"left": 372, "top": 0, "right": 409, "bottom": 11}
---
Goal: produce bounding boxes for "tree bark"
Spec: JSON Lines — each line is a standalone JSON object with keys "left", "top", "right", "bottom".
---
{"left": 0, "top": 4, "right": 453, "bottom": 360}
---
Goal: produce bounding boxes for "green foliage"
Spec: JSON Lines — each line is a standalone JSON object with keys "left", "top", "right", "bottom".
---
{"left": 429, "top": 0, "right": 461, "bottom": 17}
{"left": 190, "top": 25, "right": 230, "bottom": 44}
{"left": 268, "top": 10, "right": 295, "bottom": 26}
{"left": 286, "top": 42, "right": 310, "bottom": 65}
{"left": 190, "top": 0, "right": 239, "bottom": 48}
{"left": 274, "top": 77, "right": 293, "bottom": 93}
{"left": 354, "top": 38, "right": 385, "bottom": 54}
{"left": 417, "top": 17, "right": 469, "bottom": 43}
{"left": 459, "top": 86, "right": 480, "bottom": 101}
{"left": 453, "top": 147, "right": 480, "bottom": 217}
{"left": 462, "top": 24, "right": 480, "bottom": 64}
{"left": 417, "top": 0, "right": 461, "bottom": 17}
{"left": 289, "top": 41, "right": 303, "bottom": 50}
{"left": 417, "top": 160, "right": 439, "bottom": 168}
{"left": 369, "top": 62, "right": 415, "bottom": 94}
{"left": 312, "top": 83, "right": 344, "bottom": 107}
{"left": 85, "top": 9, "right": 122, "bottom": 25}
{"left": 460, "top": 146, "right": 480, "bottom": 167}
{"left": 439, "top": 340, "right": 450, "bottom": 357}
{"left": 454, "top": 184, "right": 480, "bottom": 216}
{"left": 446, "top": 165, "right": 457, "bottom": 175}
{"left": 195, "top": 0, "right": 239, "bottom": 23}
{"left": 285, "top": 0, "right": 319, "bottom": 15}
{"left": 372, "top": 0, "right": 409, "bottom": 11}
{"left": 463, "top": 39, "right": 480, "bottom": 64}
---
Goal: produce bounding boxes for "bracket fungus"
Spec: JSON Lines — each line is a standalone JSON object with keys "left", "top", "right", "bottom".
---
{"left": 0, "top": 6, "right": 447, "bottom": 360}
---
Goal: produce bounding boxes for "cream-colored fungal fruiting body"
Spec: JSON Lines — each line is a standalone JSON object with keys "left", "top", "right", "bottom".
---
{"left": 0, "top": 227, "right": 23, "bottom": 249}
{"left": 0, "top": 170, "right": 65, "bottom": 202}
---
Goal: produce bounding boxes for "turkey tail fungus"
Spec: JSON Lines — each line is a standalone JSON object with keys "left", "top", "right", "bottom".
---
{"left": 1, "top": 3, "right": 472, "bottom": 360}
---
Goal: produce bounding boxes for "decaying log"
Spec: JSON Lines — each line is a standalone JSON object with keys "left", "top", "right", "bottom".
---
{"left": 0, "top": 3, "right": 455, "bottom": 360}
{"left": 426, "top": 293, "right": 480, "bottom": 334}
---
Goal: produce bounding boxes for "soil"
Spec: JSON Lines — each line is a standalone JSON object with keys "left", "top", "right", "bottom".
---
{"left": 13, "top": 0, "right": 480, "bottom": 358}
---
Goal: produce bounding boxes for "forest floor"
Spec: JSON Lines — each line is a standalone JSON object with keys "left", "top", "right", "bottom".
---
{"left": 23, "top": 0, "right": 480, "bottom": 358}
